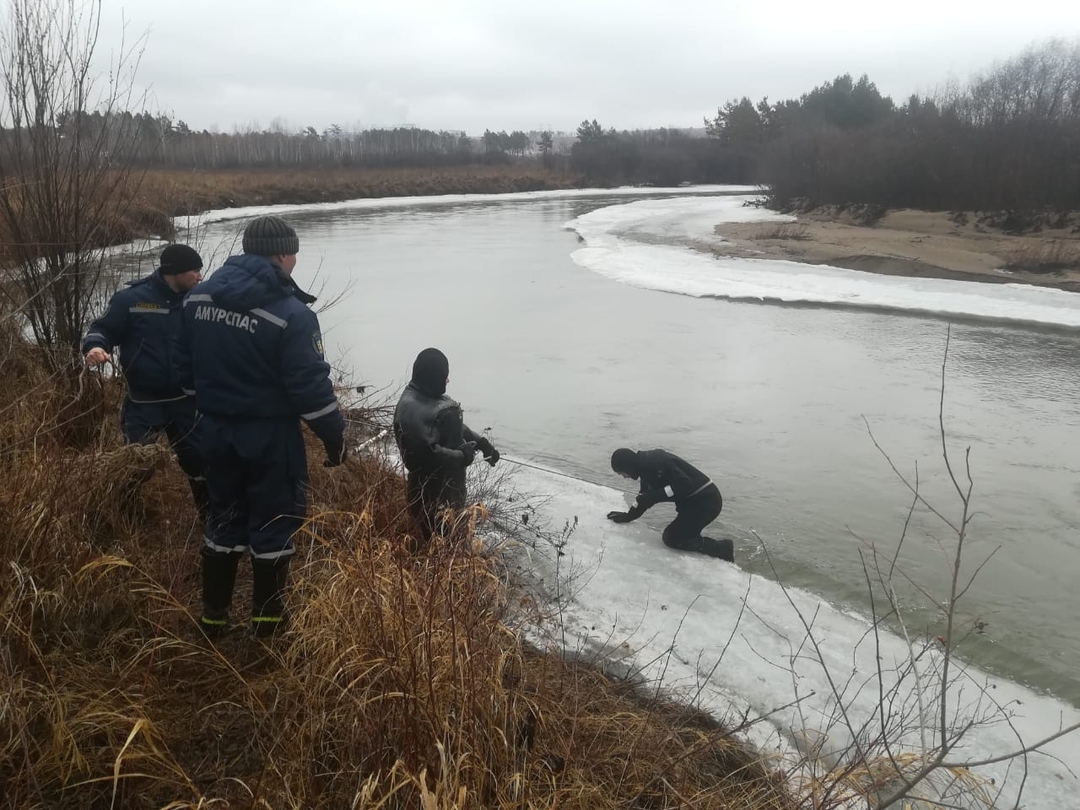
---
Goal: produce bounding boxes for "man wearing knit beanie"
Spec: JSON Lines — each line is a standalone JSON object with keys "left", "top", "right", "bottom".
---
{"left": 177, "top": 214, "right": 345, "bottom": 638}
{"left": 241, "top": 215, "right": 300, "bottom": 257}
{"left": 82, "top": 244, "right": 209, "bottom": 521}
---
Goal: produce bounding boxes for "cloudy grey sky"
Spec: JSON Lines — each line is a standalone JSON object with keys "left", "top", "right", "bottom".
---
{"left": 97, "top": 0, "right": 1080, "bottom": 134}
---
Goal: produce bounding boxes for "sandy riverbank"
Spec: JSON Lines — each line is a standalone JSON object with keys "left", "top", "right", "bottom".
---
{"left": 714, "top": 208, "right": 1080, "bottom": 292}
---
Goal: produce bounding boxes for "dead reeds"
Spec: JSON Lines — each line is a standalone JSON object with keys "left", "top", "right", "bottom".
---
{"left": 1003, "top": 239, "right": 1080, "bottom": 274}
{"left": 0, "top": 325, "right": 790, "bottom": 809}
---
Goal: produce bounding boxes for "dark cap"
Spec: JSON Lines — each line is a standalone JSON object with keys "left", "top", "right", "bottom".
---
{"left": 242, "top": 215, "right": 299, "bottom": 257}
{"left": 158, "top": 244, "right": 203, "bottom": 275}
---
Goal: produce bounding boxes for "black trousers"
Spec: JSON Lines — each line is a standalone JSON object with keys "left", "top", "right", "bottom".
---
{"left": 406, "top": 469, "right": 467, "bottom": 548}
{"left": 663, "top": 484, "right": 724, "bottom": 553}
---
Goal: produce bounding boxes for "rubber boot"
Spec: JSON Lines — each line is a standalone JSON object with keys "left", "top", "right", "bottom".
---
{"left": 200, "top": 550, "right": 240, "bottom": 639}
{"left": 251, "top": 558, "right": 290, "bottom": 637}
{"left": 700, "top": 537, "right": 735, "bottom": 563}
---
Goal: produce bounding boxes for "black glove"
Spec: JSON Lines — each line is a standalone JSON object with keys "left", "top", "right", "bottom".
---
{"left": 323, "top": 437, "right": 347, "bottom": 468}
{"left": 484, "top": 447, "right": 500, "bottom": 467}
{"left": 607, "top": 511, "right": 632, "bottom": 524}
{"left": 459, "top": 441, "right": 478, "bottom": 466}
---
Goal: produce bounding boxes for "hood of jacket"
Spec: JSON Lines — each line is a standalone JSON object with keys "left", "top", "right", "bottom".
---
{"left": 410, "top": 347, "right": 449, "bottom": 397}
{"left": 610, "top": 447, "right": 640, "bottom": 478}
{"left": 203, "top": 253, "right": 316, "bottom": 312}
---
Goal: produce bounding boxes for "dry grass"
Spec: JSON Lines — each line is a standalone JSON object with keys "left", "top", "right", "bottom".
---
{"left": 0, "top": 318, "right": 791, "bottom": 809}
{"left": 145, "top": 165, "right": 582, "bottom": 236}
{"left": 748, "top": 223, "right": 811, "bottom": 241}
{"left": 784, "top": 753, "right": 994, "bottom": 810}
{"left": 1, "top": 165, "right": 581, "bottom": 263}
{"left": 1003, "top": 239, "right": 1080, "bottom": 274}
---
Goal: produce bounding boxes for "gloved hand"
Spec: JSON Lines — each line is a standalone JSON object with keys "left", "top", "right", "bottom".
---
{"left": 484, "top": 447, "right": 500, "bottom": 467}
{"left": 323, "top": 437, "right": 348, "bottom": 468}
{"left": 459, "top": 441, "right": 478, "bottom": 466}
{"left": 606, "top": 511, "right": 632, "bottom": 524}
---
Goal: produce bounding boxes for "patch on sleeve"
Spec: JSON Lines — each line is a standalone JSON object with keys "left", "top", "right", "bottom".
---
{"left": 311, "top": 331, "right": 325, "bottom": 358}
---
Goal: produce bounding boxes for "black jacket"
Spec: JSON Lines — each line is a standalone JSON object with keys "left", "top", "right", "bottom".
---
{"left": 394, "top": 382, "right": 492, "bottom": 481}
{"left": 624, "top": 449, "right": 713, "bottom": 519}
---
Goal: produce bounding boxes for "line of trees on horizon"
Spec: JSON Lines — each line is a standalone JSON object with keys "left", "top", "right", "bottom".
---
{"left": 2, "top": 31, "right": 1078, "bottom": 213}
{"left": 566, "top": 37, "right": 1080, "bottom": 213}
{"left": 710, "top": 39, "right": 1080, "bottom": 213}
{"left": 0, "top": 108, "right": 576, "bottom": 171}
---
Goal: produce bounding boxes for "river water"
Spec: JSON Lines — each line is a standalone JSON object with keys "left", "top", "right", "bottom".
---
{"left": 190, "top": 190, "right": 1080, "bottom": 802}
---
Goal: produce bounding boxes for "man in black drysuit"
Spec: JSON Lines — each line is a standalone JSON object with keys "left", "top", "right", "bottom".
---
{"left": 393, "top": 348, "right": 500, "bottom": 548}
{"left": 606, "top": 447, "right": 734, "bottom": 562}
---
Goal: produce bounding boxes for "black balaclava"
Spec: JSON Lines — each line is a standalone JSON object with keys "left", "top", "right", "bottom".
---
{"left": 411, "top": 348, "right": 449, "bottom": 397}
{"left": 610, "top": 448, "right": 639, "bottom": 479}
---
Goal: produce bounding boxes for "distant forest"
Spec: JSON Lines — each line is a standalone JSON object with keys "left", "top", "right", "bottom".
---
{"left": 577, "top": 39, "right": 1080, "bottom": 212}
{"left": 8, "top": 39, "right": 1078, "bottom": 213}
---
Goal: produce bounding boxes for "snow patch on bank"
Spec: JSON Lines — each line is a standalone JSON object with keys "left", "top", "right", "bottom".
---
{"left": 175, "top": 184, "right": 760, "bottom": 231}
{"left": 566, "top": 196, "right": 1080, "bottom": 329}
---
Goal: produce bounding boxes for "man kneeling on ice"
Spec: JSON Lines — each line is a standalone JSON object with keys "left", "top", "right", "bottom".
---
{"left": 607, "top": 448, "right": 734, "bottom": 562}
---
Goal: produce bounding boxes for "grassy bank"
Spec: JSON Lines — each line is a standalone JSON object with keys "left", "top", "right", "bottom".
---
{"left": 1, "top": 166, "right": 583, "bottom": 265}
{"left": 139, "top": 165, "right": 584, "bottom": 238}
{"left": 0, "top": 324, "right": 790, "bottom": 809}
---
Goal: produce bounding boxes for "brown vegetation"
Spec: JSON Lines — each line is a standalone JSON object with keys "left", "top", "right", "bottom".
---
{"left": 146, "top": 165, "right": 582, "bottom": 226}
{"left": 0, "top": 319, "right": 790, "bottom": 809}
{"left": 714, "top": 207, "right": 1080, "bottom": 290}
{"left": 1003, "top": 239, "right": 1080, "bottom": 274}
{"left": 746, "top": 223, "right": 811, "bottom": 242}
{"left": 0, "top": 165, "right": 582, "bottom": 263}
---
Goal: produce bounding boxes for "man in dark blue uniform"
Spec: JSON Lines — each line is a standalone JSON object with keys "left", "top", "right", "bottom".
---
{"left": 82, "top": 244, "right": 209, "bottom": 520}
{"left": 178, "top": 215, "right": 346, "bottom": 637}
{"left": 607, "top": 447, "right": 734, "bottom": 562}
{"left": 393, "top": 348, "right": 500, "bottom": 549}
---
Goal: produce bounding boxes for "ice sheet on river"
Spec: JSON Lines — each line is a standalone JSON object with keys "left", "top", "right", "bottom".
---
{"left": 566, "top": 196, "right": 1080, "bottom": 329}
{"left": 175, "top": 184, "right": 759, "bottom": 230}
{"left": 491, "top": 456, "right": 1080, "bottom": 809}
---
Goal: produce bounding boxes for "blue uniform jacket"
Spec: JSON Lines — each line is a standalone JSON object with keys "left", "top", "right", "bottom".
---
{"left": 81, "top": 271, "right": 187, "bottom": 399}
{"left": 177, "top": 254, "right": 344, "bottom": 444}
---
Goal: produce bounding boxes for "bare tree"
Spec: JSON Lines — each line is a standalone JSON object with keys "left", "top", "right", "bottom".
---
{"left": 752, "top": 327, "right": 1080, "bottom": 809}
{"left": 0, "top": 0, "right": 147, "bottom": 365}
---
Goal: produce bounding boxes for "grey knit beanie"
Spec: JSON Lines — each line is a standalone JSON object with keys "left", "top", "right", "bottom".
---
{"left": 242, "top": 215, "right": 299, "bottom": 256}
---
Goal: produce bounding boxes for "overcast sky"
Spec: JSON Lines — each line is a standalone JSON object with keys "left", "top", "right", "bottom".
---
{"left": 96, "top": 0, "right": 1080, "bottom": 135}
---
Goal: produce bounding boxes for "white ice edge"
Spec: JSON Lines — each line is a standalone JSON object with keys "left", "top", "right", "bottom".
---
{"left": 565, "top": 196, "right": 1080, "bottom": 330}
{"left": 174, "top": 184, "right": 760, "bottom": 231}
{"left": 496, "top": 457, "right": 1080, "bottom": 810}
{"left": 101, "top": 237, "right": 170, "bottom": 259}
